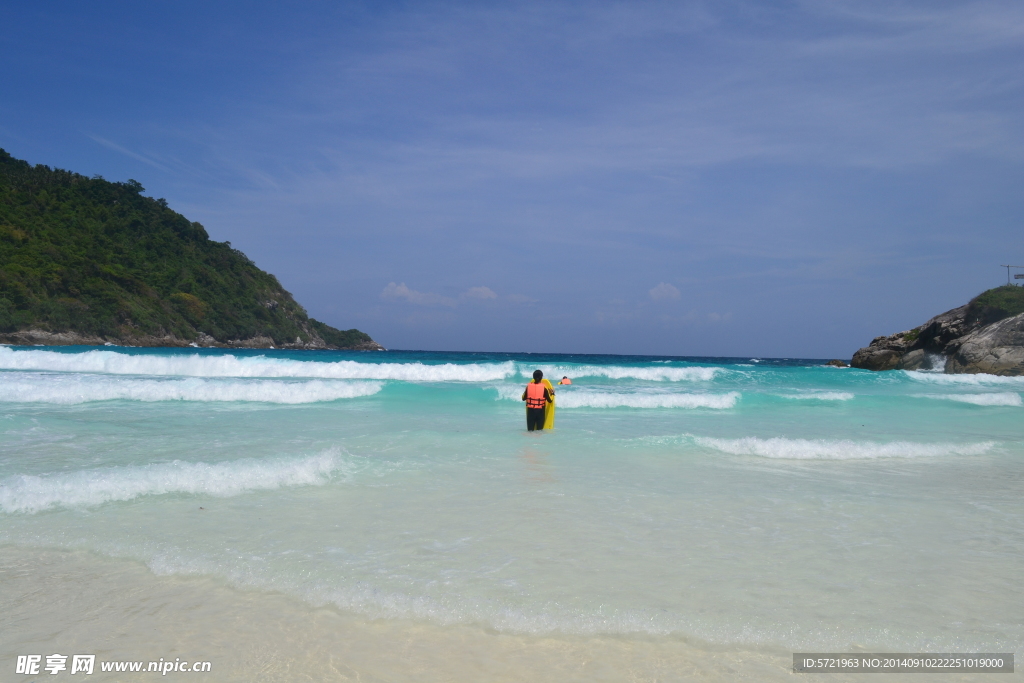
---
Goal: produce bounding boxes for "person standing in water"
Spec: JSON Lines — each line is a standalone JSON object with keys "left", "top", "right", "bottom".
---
{"left": 522, "top": 369, "right": 554, "bottom": 431}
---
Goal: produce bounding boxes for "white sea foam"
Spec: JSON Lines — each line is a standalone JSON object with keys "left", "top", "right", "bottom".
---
{"left": 0, "top": 450, "right": 349, "bottom": 514}
{"left": 495, "top": 386, "right": 739, "bottom": 409}
{"left": 0, "top": 347, "right": 725, "bottom": 384}
{"left": 693, "top": 436, "right": 994, "bottom": 460}
{"left": 913, "top": 393, "right": 1022, "bottom": 407}
{"left": 143, "top": 549, "right": 691, "bottom": 637}
{"left": 776, "top": 392, "right": 854, "bottom": 401}
{"left": 903, "top": 370, "right": 1024, "bottom": 386}
{"left": 559, "top": 391, "right": 739, "bottom": 409}
{"left": 523, "top": 364, "right": 720, "bottom": 382}
{"left": 0, "top": 374, "right": 383, "bottom": 404}
{"left": 0, "top": 347, "right": 513, "bottom": 381}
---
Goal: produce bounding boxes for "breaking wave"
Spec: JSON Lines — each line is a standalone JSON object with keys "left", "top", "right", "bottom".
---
{"left": 0, "top": 374, "right": 383, "bottom": 404}
{"left": 903, "top": 370, "right": 1024, "bottom": 386}
{"left": 521, "top": 364, "right": 721, "bottom": 382}
{"left": 0, "top": 348, "right": 720, "bottom": 383}
{"left": 776, "top": 392, "right": 854, "bottom": 401}
{"left": 692, "top": 436, "right": 995, "bottom": 460}
{"left": 913, "top": 393, "right": 1022, "bottom": 407}
{"left": 0, "top": 347, "right": 513, "bottom": 381}
{"left": 0, "top": 450, "right": 349, "bottom": 514}
{"left": 559, "top": 391, "right": 739, "bottom": 409}
{"left": 495, "top": 386, "right": 739, "bottom": 409}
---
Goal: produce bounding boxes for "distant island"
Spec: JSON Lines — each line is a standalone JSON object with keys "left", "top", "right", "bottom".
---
{"left": 0, "top": 149, "right": 381, "bottom": 350}
{"left": 851, "top": 285, "right": 1024, "bottom": 375}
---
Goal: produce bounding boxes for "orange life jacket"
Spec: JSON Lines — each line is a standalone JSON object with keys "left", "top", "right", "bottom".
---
{"left": 558, "top": 378, "right": 571, "bottom": 385}
{"left": 525, "top": 381, "right": 547, "bottom": 409}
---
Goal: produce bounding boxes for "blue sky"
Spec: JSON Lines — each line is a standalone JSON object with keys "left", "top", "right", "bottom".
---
{"left": 2, "top": 1, "right": 1022, "bottom": 356}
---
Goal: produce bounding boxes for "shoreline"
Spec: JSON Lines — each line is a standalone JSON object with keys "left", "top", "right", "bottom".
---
{"left": 2, "top": 546, "right": 800, "bottom": 682}
{"left": 2, "top": 546, "right": 1003, "bottom": 682}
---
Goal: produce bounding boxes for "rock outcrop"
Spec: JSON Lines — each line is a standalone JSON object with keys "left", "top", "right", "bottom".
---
{"left": 851, "top": 304, "right": 970, "bottom": 371}
{"left": 850, "top": 332, "right": 916, "bottom": 371}
{"left": 851, "top": 287, "right": 1024, "bottom": 376}
{"left": 945, "top": 312, "right": 1024, "bottom": 375}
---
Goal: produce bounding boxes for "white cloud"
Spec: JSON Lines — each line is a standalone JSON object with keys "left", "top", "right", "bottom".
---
{"left": 462, "top": 286, "right": 497, "bottom": 300}
{"left": 380, "top": 282, "right": 456, "bottom": 307}
{"left": 88, "top": 134, "right": 172, "bottom": 173}
{"left": 649, "top": 283, "right": 681, "bottom": 301}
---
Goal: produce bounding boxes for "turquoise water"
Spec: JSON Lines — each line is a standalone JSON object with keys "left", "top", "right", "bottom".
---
{"left": 1, "top": 345, "right": 1022, "bottom": 659}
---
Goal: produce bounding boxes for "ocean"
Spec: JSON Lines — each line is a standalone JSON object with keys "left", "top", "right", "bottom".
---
{"left": 1, "top": 346, "right": 1021, "bottom": 681}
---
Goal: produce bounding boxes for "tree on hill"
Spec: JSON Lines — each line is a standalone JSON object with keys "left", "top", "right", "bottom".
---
{"left": 0, "top": 148, "right": 378, "bottom": 349}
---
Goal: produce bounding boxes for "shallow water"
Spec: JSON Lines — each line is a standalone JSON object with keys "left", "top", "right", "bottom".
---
{"left": 1, "top": 346, "right": 1022, "bottom": 679}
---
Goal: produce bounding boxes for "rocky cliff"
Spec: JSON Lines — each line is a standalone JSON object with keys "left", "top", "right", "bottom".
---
{"left": 945, "top": 313, "right": 1024, "bottom": 375}
{"left": 851, "top": 286, "right": 1024, "bottom": 375}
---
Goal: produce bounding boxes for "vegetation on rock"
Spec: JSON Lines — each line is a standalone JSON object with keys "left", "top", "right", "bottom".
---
{"left": 965, "top": 285, "right": 1024, "bottom": 328}
{"left": 0, "top": 148, "right": 376, "bottom": 348}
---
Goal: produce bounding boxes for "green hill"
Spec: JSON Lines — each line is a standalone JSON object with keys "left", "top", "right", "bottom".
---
{"left": 0, "top": 148, "right": 380, "bottom": 349}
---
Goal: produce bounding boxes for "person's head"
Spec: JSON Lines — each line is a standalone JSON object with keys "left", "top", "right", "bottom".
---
{"left": 562, "top": 376, "right": 568, "bottom": 380}
{"left": 533, "top": 370, "right": 543, "bottom": 381}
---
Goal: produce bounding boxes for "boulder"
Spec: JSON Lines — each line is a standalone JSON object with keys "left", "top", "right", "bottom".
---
{"left": 826, "top": 359, "right": 849, "bottom": 367}
{"left": 898, "top": 349, "right": 926, "bottom": 370}
{"left": 914, "top": 304, "right": 971, "bottom": 353}
{"left": 851, "top": 332, "right": 917, "bottom": 370}
{"left": 945, "top": 312, "right": 1024, "bottom": 375}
